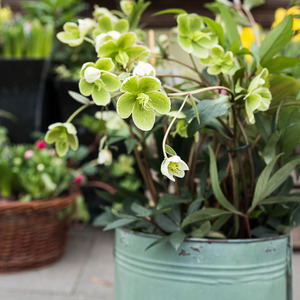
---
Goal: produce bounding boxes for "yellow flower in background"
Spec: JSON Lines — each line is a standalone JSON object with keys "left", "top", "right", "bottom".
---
{"left": 0, "top": 6, "right": 12, "bottom": 23}
{"left": 272, "top": 6, "right": 300, "bottom": 41}
{"left": 240, "top": 26, "right": 258, "bottom": 64}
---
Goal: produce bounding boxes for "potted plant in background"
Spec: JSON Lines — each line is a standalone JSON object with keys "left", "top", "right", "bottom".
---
{"left": 0, "top": 131, "right": 80, "bottom": 272}
{"left": 0, "top": 3, "right": 55, "bottom": 143}
{"left": 45, "top": 0, "right": 300, "bottom": 299}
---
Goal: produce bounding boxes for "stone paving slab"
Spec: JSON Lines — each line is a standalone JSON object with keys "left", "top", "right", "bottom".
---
{"left": 0, "top": 226, "right": 299, "bottom": 300}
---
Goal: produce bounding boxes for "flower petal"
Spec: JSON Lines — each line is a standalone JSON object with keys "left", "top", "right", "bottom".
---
{"left": 98, "top": 16, "right": 113, "bottom": 33}
{"left": 147, "top": 92, "right": 170, "bottom": 114}
{"left": 178, "top": 35, "right": 193, "bottom": 53}
{"left": 120, "top": 76, "right": 139, "bottom": 93}
{"left": 95, "top": 58, "right": 115, "bottom": 71}
{"left": 117, "top": 32, "right": 136, "bottom": 49}
{"left": 98, "top": 40, "right": 117, "bottom": 57}
{"left": 114, "top": 19, "right": 129, "bottom": 34}
{"left": 101, "top": 72, "right": 120, "bottom": 91}
{"left": 92, "top": 86, "right": 111, "bottom": 105}
{"left": 117, "top": 93, "right": 136, "bottom": 118}
{"left": 138, "top": 77, "right": 161, "bottom": 93}
{"left": 132, "top": 102, "right": 155, "bottom": 131}
{"left": 79, "top": 79, "right": 93, "bottom": 96}
{"left": 126, "top": 45, "right": 150, "bottom": 60}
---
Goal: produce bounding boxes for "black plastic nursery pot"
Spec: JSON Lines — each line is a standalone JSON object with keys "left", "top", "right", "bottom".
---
{"left": 0, "top": 58, "right": 50, "bottom": 143}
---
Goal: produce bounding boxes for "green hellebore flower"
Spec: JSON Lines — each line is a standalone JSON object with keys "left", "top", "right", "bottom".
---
{"left": 177, "top": 14, "right": 218, "bottom": 58}
{"left": 57, "top": 19, "right": 95, "bottom": 47}
{"left": 200, "top": 46, "right": 234, "bottom": 75}
{"left": 117, "top": 76, "right": 171, "bottom": 131}
{"left": 97, "top": 31, "right": 149, "bottom": 68}
{"left": 161, "top": 155, "right": 189, "bottom": 182}
{"left": 244, "top": 68, "right": 272, "bottom": 124}
{"left": 93, "top": 15, "right": 129, "bottom": 38}
{"left": 45, "top": 123, "right": 78, "bottom": 157}
{"left": 79, "top": 58, "right": 120, "bottom": 106}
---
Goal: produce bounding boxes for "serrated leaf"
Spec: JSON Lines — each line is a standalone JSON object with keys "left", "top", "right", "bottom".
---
{"left": 182, "top": 208, "right": 230, "bottom": 228}
{"left": 208, "top": 146, "right": 240, "bottom": 214}
{"left": 259, "top": 15, "right": 293, "bottom": 66}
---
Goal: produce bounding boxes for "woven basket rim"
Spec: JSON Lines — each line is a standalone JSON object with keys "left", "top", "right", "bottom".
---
{"left": 0, "top": 191, "right": 78, "bottom": 214}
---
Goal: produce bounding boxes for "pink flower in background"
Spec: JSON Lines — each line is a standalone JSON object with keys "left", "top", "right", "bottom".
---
{"left": 35, "top": 140, "right": 47, "bottom": 150}
{"left": 24, "top": 150, "right": 34, "bottom": 160}
{"left": 74, "top": 175, "right": 85, "bottom": 184}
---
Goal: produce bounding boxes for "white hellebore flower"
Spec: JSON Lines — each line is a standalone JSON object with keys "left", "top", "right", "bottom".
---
{"left": 161, "top": 155, "right": 189, "bottom": 182}
{"left": 97, "top": 148, "right": 113, "bottom": 166}
{"left": 133, "top": 61, "right": 156, "bottom": 77}
{"left": 84, "top": 66, "right": 101, "bottom": 83}
{"left": 78, "top": 18, "right": 95, "bottom": 36}
{"left": 95, "top": 30, "right": 121, "bottom": 52}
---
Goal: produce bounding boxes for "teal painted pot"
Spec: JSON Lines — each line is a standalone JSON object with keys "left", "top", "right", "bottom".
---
{"left": 114, "top": 228, "right": 292, "bottom": 300}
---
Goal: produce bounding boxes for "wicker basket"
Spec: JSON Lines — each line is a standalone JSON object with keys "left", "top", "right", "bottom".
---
{"left": 0, "top": 193, "right": 76, "bottom": 272}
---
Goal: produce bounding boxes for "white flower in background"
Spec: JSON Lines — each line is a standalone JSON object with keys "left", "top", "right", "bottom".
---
{"left": 120, "top": 0, "right": 133, "bottom": 15}
{"left": 97, "top": 148, "right": 113, "bottom": 166}
{"left": 78, "top": 18, "right": 95, "bottom": 36}
{"left": 95, "top": 31, "right": 121, "bottom": 52}
{"left": 84, "top": 67, "right": 101, "bottom": 83}
{"left": 161, "top": 155, "right": 189, "bottom": 182}
{"left": 95, "top": 111, "right": 127, "bottom": 130}
{"left": 133, "top": 61, "right": 156, "bottom": 77}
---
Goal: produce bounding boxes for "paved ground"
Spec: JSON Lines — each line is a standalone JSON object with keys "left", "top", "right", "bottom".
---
{"left": 0, "top": 226, "right": 299, "bottom": 300}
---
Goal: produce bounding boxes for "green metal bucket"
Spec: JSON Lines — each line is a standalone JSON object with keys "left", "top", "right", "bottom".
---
{"left": 114, "top": 228, "right": 292, "bottom": 300}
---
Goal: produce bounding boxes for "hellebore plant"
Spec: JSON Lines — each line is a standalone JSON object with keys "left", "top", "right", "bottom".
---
{"left": 46, "top": 0, "right": 300, "bottom": 249}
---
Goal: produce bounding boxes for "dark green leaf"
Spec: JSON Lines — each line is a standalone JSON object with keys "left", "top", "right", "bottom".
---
{"left": 182, "top": 208, "right": 231, "bottom": 228}
{"left": 157, "top": 194, "right": 191, "bottom": 209}
{"left": 264, "top": 57, "right": 300, "bottom": 73}
{"left": 191, "top": 221, "right": 211, "bottom": 238}
{"left": 251, "top": 226, "right": 278, "bottom": 238}
{"left": 169, "top": 231, "right": 186, "bottom": 250}
{"left": 145, "top": 236, "right": 169, "bottom": 251}
{"left": 263, "top": 131, "right": 282, "bottom": 164}
{"left": 103, "top": 218, "right": 137, "bottom": 231}
{"left": 201, "top": 16, "right": 225, "bottom": 48}
{"left": 187, "top": 197, "right": 204, "bottom": 215}
{"left": 259, "top": 15, "right": 293, "bottom": 65}
{"left": 217, "top": 2, "right": 241, "bottom": 46}
{"left": 208, "top": 146, "right": 240, "bottom": 213}
{"left": 154, "top": 214, "right": 179, "bottom": 233}
{"left": 211, "top": 214, "right": 232, "bottom": 231}
{"left": 250, "top": 154, "right": 282, "bottom": 210}
{"left": 187, "top": 96, "right": 231, "bottom": 136}
{"left": 124, "top": 138, "right": 138, "bottom": 154}
{"left": 270, "top": 75, "right": 300, "bottom": 106}
{"left": 263, "top": 158, "right": 300, "bottom": 198}
{"left": 131, "top": 202, "right": 152, "bottom": 217}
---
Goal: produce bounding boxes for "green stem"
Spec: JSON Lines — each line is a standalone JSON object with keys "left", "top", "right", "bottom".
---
{"left": 189, "top": 54, "right": 212, "bottom": 86}
{"left": 162, "top": 94, "right": 190, "bottom": 159}
{"left": 84, "top": 37, "right": 95, "bottom": 45}
{"left": 156, "top": 74, "right": 203, "bottom": 85}
{"left": 167, "top": 86, "right": 234, "bottom": 101}
{"left": 66, "top": 102, "right": 93, "bottom": 123}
